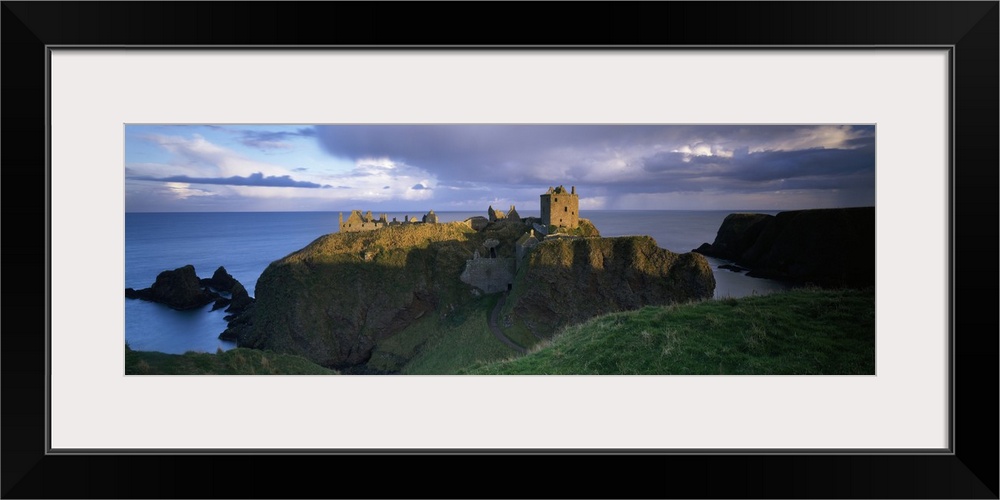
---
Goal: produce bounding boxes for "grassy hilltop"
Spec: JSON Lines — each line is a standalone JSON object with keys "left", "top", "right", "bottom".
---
{"left": 465, "top": 288, "right": 875, "bottom": 375}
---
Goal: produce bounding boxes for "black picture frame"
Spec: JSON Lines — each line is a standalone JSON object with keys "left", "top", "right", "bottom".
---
{"left": 3, "top": 2, "right": 997, "bottom": 498}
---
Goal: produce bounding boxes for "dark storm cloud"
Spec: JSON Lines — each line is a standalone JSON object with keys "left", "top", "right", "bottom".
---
{"left": 726, "top": 144, "right": 875, "bottom": 183}
{"left": 644, "top": 144, "right": 874, "bottom": 178}
{"left": 843, "top": 135, "right": 876, "bottom": 148}
{"left": 313, "top": 124, "right": 876, "bottom": 207}
{"left": 236, "top": 127, "right": 316, "bottom": 151}
{"left": 315, "top": 124, "right": 873, "bottom": 179}
{"left": 639, "top": 137, "right": 875, "bottom": 193}
{"left": 314, "top": 125, "right": 669, "bottom": 181}
{"left": 641, "top": 151, "right": 722, "bottom": 172}
{"left": 130, "top": 172, "right": 332, "bottom": 189}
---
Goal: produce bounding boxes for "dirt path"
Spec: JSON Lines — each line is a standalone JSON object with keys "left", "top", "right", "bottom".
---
{"left": 488, "top": 292, "right": 526, "bottom": 354}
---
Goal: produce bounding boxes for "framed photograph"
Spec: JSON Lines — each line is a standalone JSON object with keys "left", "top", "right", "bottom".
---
{"left": 4, "top": 2, "right": 997, "bottom": 498}
{"left": 119, "top": 122, "right": 877, "bottom": 377}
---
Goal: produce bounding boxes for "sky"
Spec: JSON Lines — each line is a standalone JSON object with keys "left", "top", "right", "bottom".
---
{"left": 124, "top": 124, "right": 876, "bottom": 212}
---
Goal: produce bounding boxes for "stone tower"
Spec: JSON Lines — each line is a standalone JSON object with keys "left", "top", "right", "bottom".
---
{"left": 540, "top": 185, "right": 579, "bottom": 229}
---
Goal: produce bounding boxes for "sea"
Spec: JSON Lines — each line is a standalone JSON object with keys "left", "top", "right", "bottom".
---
{"left": 125, "top": 210, "right": 791, "bottom": 354}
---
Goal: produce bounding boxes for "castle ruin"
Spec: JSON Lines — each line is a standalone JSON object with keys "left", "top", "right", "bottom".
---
{"left": 540, "top": 185, "right": 579, "bottom": 229}
{"left": 339, "top": 210, "right": 387, "bottom": 232}
{"left": 460, "top": 239, "right": 515, "bottom": 293}
{"left": 338, "top": 186, "right": 583, "bottom": 294}
{"left": 339, "top": 210, "right": 438, "bottom": 233}
{"left": 488, "top": 205, "right": 506, "bottom": 222}
{"left": 506, "top": 205, "right": 521, "bottom": 221}
{"left": 515, "top": 229, "right": 539, "bottom": 270}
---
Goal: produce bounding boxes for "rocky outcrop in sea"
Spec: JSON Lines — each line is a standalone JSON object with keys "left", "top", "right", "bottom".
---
{"left": 126, "top": 265, "right": 256, "bottom": 332}
{"left": 125, "top": 265, "right": 221, "bottom": 310}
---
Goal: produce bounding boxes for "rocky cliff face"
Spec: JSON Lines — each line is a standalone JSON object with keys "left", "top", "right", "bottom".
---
{"left": 241, "top": 222, "right": 716, "bottom": 369}
{"left": 508, "top": 236, "right": 716, "bottom": 335}
{"left": 237, "top": 222, "right": 525, "bottom": 368}
{"left": 694, "top": 207, "right": 875, "bottom": 288}
{"left": 693, "top": 213, "right": 772, "bottom": 260}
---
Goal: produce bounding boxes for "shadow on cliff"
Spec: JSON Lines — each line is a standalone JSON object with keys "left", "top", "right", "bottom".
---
{"left": 232, "top": 225, "right": 718, "bottom": 371}
{"left": 505, "top": 236, "right": 717, "bottom": 337}
{"left": 236, "top": 236, "right": 488, "bottom": 369}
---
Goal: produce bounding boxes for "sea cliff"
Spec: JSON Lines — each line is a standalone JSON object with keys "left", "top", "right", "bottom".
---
{"left": 694, "top": 207, "right": 875, "bottom": 288}
{"left": 506, "top": 236, "right": 715, "bottom": 336}
{"left": 233, "top": 220, "right": 716, "bottom": 369}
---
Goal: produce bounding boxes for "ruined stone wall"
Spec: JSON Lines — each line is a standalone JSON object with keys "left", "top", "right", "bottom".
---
{"left": 488, "top": 206, "right": 506, "bottom": 222}
{"left": 460, "top": 257, "right": 515, "bottom": 293}
{"left": 340, "top": 221, "right": 384, "bottom": 232}
{"left": 465, "top": 217, "right": 489, "bottom": 231}
{"left": 516, "top": 240, "right": 537, "bottom": 264}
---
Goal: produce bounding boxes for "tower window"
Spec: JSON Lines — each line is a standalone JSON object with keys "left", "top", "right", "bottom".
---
{"left": 564, "top": 207, "right": 568, "bottom": 212}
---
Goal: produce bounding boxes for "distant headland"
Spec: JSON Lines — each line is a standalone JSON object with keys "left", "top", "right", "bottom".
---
{"left": 693, "top": 206, "right": 875, "bottom": 288}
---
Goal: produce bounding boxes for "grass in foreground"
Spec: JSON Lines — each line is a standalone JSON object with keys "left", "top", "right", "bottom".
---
{"left": 125, "top": 346, "right": 338, "bottom": 375}
{"left": 462, "top": 288, "right": 875, "bottom": 375}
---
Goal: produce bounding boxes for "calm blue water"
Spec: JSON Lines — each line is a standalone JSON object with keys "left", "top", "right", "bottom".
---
{"left": 125, "top": 210, "right": 790, "bottom": 354}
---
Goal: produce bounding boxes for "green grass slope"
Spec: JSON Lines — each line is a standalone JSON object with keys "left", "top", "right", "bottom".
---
{"left": 125, "top": 346, "right": 337, "bottom": 375}
{"left": 464, "top": 288, "right": 875, "bottom": 375}
{"left": 366, "top": 294, "right": 515, "bottom": 374}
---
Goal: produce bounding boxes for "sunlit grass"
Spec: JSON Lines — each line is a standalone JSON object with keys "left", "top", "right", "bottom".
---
{"left": 463, "top": 288, "right": 875, "bottom": 375}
